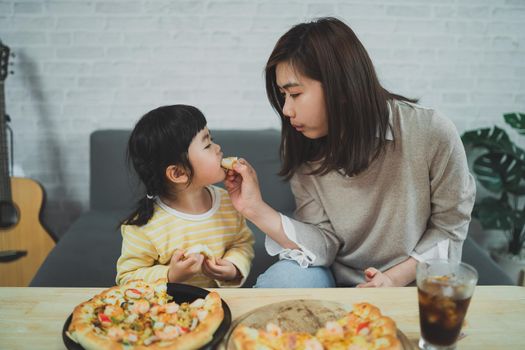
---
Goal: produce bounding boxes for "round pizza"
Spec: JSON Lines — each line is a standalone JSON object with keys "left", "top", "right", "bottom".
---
{"left": 67, "top": 279, "right": 224, "bottom": 350}
{"left": 232, "top": 302, "right": 401, "bottom": 350}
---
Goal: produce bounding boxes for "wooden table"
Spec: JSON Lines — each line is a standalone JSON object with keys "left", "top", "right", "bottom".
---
{"left": 0, "top": 286, "right": 524, "bottom": 349}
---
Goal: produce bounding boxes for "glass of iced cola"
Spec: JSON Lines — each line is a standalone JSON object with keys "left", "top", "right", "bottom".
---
{"left": 416, "top": 259, "right": 478, "bottom": 350}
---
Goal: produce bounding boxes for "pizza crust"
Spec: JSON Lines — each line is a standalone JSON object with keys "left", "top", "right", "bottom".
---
{"left": 221, "top": 157, "right": 238, "bottom": 170}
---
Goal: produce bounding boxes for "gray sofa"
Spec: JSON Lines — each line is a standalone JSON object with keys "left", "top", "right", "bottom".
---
{"left": 31, "top": 129, "right": 513, "bottom": 287}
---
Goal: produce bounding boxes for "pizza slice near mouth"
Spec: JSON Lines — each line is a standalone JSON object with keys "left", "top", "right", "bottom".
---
{"left": 221, "top": 157, "right": 239, "bottom": 170}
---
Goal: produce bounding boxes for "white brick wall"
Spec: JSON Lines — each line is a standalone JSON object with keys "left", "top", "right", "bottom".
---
{"left": 1, "top": 0, "right": 524, "bottom": 238}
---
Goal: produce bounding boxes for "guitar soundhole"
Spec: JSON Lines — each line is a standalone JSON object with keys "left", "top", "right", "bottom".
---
{"left": 0, "top": 200, "right": 19, "bottom": 228}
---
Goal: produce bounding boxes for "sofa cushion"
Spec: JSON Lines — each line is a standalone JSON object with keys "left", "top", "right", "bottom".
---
{"left": 31, "top": 210, "right": 124, "bottom": 287}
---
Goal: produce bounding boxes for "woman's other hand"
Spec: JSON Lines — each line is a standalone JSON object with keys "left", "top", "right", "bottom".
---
{"left": 356, "top": 267, "right": 395, "bottom": 288}
{"left": 357, "top": 258, "right": 417, "bottom": 287}
{"left": 223, "top": 158, "right": 264, "bottom": 217}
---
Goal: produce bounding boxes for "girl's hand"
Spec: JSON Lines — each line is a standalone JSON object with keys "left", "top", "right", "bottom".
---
{"left": 223, "top": 159, "right": 264, "bottom": 217}
{"left": 356, "top": 267, "right": 395, "bottom": 288}
{"left": 167, "top": 250, "right": 204, "bottom": 283}
{"left": 202, "top": 258, "right": 239, "bottom": 282}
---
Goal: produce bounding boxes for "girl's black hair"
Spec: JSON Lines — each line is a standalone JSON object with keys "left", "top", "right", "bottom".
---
{"left": 123, "top": 104, "right": 207, "bottom": 226}
{"left": 265, "top": 17, "right": 417, "bottom": 179}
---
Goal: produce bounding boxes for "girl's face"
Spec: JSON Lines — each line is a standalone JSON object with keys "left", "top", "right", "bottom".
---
{"left": 276, "top": 61, "right": 328, "bottom": 139}
{"left": 187, "top": 127, "right": 225, "bottom": 186}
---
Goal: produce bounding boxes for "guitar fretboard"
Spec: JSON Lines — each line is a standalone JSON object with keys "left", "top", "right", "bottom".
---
{"left": 0, "top": 81, "right": 12, "bottom": 202}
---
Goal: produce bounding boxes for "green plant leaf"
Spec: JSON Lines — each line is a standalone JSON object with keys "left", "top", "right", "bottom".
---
{"left": 504, "top": 112, "right": 525, "bottom": 135}
{"left": 513, "top": 210, "right": 525, "bottom": 231}
{"left": 473, "top": 196, "right": 513, "bottom": 230}
{"left": 473, "top": 152, "right": 525, "bottom": 194}
{"left": 507, "top": 211, "right": 525, "bottom": 255}
{"left": 462, "top": 125, "right": 525, "bottom": 166}
{"left": 465, "top": 113, "right": 525, "bottom": 254}
{"left": 462, "top": 126, "right": 512, "bottom": 152}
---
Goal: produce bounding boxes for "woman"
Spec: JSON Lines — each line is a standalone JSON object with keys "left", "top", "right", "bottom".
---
{"left": 225, "top": 17, "right": 475, "bottom": 288}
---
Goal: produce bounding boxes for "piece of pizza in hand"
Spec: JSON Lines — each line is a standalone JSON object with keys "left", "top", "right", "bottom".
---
{"left": 184, "top": 244, "right": 215, "bottom": 263}
{"left": 221, "top": 157, "right": 238, "bottom": 170}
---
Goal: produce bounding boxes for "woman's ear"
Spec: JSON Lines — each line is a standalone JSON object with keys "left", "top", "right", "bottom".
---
{"left": 165, "top": 165, "right": 189, "bottom": 184}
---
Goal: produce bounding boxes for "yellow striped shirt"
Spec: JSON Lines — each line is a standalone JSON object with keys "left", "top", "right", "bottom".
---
{"left": 116, "top": 186, "right": 254, "bottom": 288}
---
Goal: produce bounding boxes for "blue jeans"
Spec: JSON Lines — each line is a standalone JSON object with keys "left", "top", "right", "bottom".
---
{"left": 254, "top": 260, "right": 336, "bottom": 288}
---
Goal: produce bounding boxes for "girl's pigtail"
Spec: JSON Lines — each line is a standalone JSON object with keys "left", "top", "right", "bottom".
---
{"left": 122, "top": 194, "right": 155, "bottom": 226}
{"left": 122, "top": 179, "right": 158, "bottom": 226}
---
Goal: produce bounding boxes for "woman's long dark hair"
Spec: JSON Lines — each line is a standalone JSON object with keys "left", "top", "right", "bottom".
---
{"left": 265, "top": 17, "right": 416, "bottom": 179}
{"left": 123, "top": 105, "right": 207, "bottom": 226}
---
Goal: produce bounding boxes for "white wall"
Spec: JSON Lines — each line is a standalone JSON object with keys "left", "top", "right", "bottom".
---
{"left": 1, "top": 0, "right": 524, "bottom": 238}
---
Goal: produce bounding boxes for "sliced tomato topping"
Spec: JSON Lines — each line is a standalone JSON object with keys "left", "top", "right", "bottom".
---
{"left": 356, "top": 321, "right": 370, "bottom": 333}
{"left": 98, "top": 312, "right": 111, "bottom": 325}
{"left": 125, "top": 288, "right": 142, "bottom": 299}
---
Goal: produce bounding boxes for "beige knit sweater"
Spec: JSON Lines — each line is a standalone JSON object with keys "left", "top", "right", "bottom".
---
{"left": 287, "top": 100, "right": 476, "bottom": 286}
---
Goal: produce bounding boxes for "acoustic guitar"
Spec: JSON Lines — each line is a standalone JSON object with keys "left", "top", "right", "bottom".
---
{"left": 0, "top": 40, "right": 56, "bottom": 286}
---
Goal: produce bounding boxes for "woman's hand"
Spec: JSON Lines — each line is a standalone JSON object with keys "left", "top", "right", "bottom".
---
{"left": 224, "top": 158, "right": 297, "bottom": 249}
{"left": 357, "top": 257, "right": 417, "bottom": 287}
{"left": 202, "top": 258, "right": 239, "bottom": 281}
{"left": 356, "top": 267, "right": 395, "bottom": 288}
{"left": 223, "top": 158, "right": 264, "bottom": 217}
{"left": 167, "top": 250, "right": 204, "bottom": 283}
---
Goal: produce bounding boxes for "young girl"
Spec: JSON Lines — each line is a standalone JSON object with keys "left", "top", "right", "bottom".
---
{"left": 116, "top": 105, "right": 254, "bottom": 288}
{"left": 225, "top": 17, "right": 476, "bottom": 288}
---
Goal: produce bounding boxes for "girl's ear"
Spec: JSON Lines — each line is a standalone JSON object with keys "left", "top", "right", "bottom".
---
{"left": 165, "top": 165, "right": 189, "bottom": 184}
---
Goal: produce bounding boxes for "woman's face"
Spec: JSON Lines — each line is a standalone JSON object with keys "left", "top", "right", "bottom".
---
{"left": 275, "top": 61, "right": 328, "bottom": 139}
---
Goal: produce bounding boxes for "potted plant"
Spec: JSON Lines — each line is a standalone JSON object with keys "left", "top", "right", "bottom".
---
{"left": 461, "top": 112, "right": 525, "bottom": 285}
